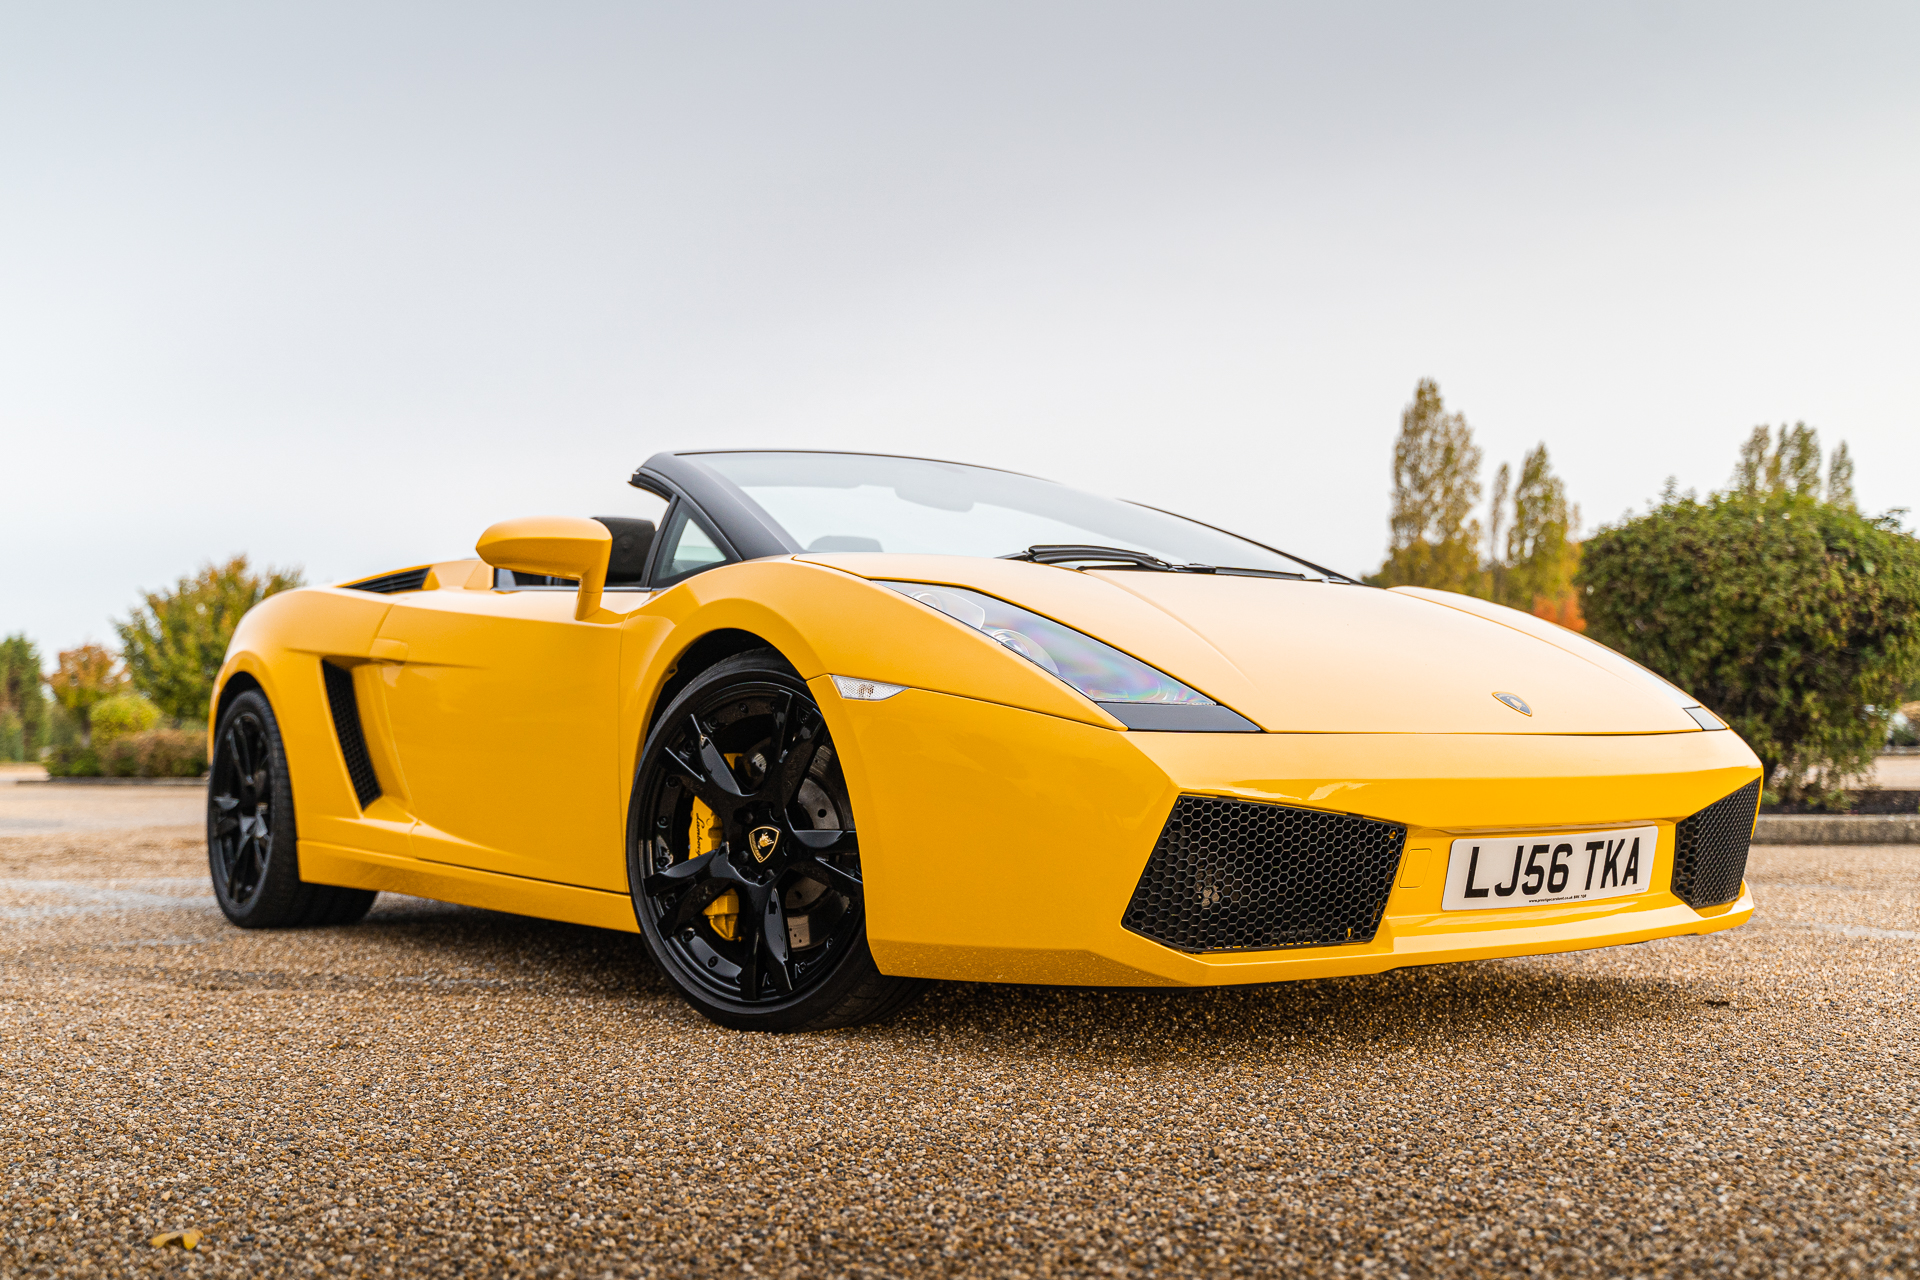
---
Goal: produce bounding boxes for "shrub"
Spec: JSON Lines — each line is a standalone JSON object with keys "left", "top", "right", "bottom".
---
{"left": 46, "top": 701, "right": 81, "bottom": 750}
{"left": 1579, "top": 491, "right": 1920, "bottom": 803}
{"left": 98, "top": 728, "right": 208, "bottom": 778}
{"left": 45, "top": 745, "right": 102, "bottom": 777}
{"left": 1892, "top": 706, "right": 1920, "bottom": 749}
{"left": 90, "top": 692, "right": 161, "bottom": 746}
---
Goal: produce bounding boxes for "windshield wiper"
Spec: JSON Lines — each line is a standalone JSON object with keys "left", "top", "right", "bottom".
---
{"left": 1002, "top": 545, "right": 1309, "bottom": 579}
{"left": 1005, "top": 544, "right": 1193, "bottom": 570}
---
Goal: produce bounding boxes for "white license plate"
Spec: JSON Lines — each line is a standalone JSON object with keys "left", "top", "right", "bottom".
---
{"left": 1440, "top": 825, "right": 1658, "bottom": 910}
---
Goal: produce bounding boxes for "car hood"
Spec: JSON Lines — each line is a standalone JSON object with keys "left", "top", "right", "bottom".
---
{"left": 798, "top": 554, "right": 1704, "bottom": 735}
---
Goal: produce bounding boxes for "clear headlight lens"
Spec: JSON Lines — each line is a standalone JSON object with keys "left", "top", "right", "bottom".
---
{"left": 880, "top": 581, "right": 1215, "bottom": 705}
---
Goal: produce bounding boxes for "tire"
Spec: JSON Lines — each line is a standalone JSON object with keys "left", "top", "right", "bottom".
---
{"left": 208, "top": 687, "right": 377, "bottom": 928}
{"left": 627, "top": 649, "right": 923, "bottom": 1032}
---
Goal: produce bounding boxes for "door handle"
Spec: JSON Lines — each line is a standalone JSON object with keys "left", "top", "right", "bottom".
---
{"left": 370, "top": 639, "right": 409, "bottom": 663}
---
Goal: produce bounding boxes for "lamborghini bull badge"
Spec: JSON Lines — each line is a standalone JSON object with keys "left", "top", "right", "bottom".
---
{"left": 748, "top": 826, "right": 781, "bottom": 863}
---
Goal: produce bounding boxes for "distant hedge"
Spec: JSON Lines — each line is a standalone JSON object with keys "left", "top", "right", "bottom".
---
{"left": 1578, "top": 491, "right": 1920, "bottom": 802}
{"left": 46, "top": 728, "right": 206, "bottom": 779}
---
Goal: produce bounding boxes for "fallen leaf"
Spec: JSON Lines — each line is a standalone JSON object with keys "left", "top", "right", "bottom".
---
{"left": 150, "top": 1229, "right": 202, "bottom": 1250}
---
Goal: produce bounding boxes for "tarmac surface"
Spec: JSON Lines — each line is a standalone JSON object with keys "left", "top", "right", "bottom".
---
{"left": 1, "top": 793, "right": 1915, "bottom": 1277}
{"left": 1873, "top": 754, "right": 1920, "bottom": 789}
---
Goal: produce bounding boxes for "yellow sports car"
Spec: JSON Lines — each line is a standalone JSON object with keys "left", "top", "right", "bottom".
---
{"left": 208, "top": 450, "right": 1762, "bottom": 1030}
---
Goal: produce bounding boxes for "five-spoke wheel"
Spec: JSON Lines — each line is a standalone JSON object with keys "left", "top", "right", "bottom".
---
{"left": 628, "top": 650, "right": 922, "bottom": 1031}
{"left": 209, "top": 703, "right": 276, "bottom": 907}
{"left": 207, "top": 686, "right": 376, "bottom": 928}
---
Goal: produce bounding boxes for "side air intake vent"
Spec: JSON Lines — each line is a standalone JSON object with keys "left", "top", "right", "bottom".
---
{"left": 321, "top": 661, "right": 382, "bottom": 809}
{"left": 1122, "top": 796, "right": 1406, "bottom": 953}
{"left": 343, "top": 567, "right": 430, "bottom": 594}
{"left": 1670, "top": 779, "right": 1760, "bottom": 908}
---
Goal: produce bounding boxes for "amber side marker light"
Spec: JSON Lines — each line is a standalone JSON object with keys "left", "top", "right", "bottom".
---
{"left": 832, "top": 675, "right": 907, "bottom": 701}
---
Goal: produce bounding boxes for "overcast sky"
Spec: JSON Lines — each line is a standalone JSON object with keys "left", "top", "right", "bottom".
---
{"left": 4, "top": 2, "right": 1916, "bottom": 658}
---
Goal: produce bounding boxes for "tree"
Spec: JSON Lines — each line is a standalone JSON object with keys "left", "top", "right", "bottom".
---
{"left": 1733, "top": 422, "right": 1850, "bottom": 503}
{"left": 0, "top": 634, "right": 48, "bottom": 762}
{"left": 1487, "top": 461, "right": 1511, "bottom": 604}
{"left": 1732, "top": 426, "right": 1770, "bottom": 495}
{"left": 1828, "top": 442, "right": 1856, "bottom": 512}
{"left": 117, "top": 556, "right": 303, "bottom": 725}
{"left": 1578, "top": 491, "right": 1920, "bottom": 804}
{"left": 1502, "top": 443, "right": 1582, "bottom": 623}
{"left": 1374, "top": 379, "right": 1485, "bottom": 594}
{"left": 48, "top": 645, "right": 127, "bottom": 746}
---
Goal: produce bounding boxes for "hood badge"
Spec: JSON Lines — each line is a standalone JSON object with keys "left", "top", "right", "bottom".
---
{"left": 1493, "top": 692, "right": 1533, "bottom": 717}
{"left": 748, "top": 825, "right": 782, "bottom": 863}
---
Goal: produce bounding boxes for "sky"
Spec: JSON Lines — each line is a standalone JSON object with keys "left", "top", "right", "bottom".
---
{"left": 3, "top": 2, "right": 1917, "bottom": 658}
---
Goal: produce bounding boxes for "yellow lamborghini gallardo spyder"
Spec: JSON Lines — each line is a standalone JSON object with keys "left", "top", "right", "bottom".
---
{"left": 208, "top": 450, "right": 1762, "bottom": 1030}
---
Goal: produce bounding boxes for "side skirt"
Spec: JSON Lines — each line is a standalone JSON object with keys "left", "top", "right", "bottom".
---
{"left": 299, "top": 842, "right": 639, "bottom": 933}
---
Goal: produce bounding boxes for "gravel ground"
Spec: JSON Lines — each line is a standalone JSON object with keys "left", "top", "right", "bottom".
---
{"left": 2, "top": 821, "right": 1915, "bottom": 1279}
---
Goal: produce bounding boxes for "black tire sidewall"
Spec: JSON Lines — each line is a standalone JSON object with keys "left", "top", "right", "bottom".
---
{"left": 208, "top": 688, "right": 307, "bottom": 927}
{"left": 626, "top": 653, "right": 888, "bottom": 1031}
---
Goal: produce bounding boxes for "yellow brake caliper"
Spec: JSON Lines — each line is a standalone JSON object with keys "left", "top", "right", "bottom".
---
{"left": 689, "top": 792, "right": 740, "bottom": 941}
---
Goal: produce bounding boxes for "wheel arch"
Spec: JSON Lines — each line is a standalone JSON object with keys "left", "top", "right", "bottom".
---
{"left": 213, "top": 670, "right": 264, "bottom": 726}
{"left": 643, "top": 627, "right": 801, "bottom": 747}
{"left": 209, "top": 652, "right": 281, "bottom": 760}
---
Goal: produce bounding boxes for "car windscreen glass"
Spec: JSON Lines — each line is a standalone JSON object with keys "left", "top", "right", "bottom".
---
{"left": 654, "top": 504, "right": 734, "bottom": 585}
{"left": 692, "top": 452, "right": 1325, "bottom": 575}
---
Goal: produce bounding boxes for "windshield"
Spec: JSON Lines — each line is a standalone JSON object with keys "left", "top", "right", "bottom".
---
{"left": 691, "top": 451, "right": 1333, "bottom": 577}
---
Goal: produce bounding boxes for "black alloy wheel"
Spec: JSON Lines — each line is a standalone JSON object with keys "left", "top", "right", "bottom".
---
{"left": 207, "top": 687, "right": 376, "bottom": 928}
{"left": 628, "top": 650, "right": 922, "bottom": 1031}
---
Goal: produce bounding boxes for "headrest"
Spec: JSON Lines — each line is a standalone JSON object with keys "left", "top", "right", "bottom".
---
{"left": 592, "top": 516, "right": 657, "bottom": 585}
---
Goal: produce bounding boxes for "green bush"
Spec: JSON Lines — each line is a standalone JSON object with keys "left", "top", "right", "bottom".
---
{"left": 1892, "top": 709, "right": 1919, "bottom": 749}
{"left": 45, "top": 745, "right": 102, "bottom": 777}
{"left": 0, "top": 710, "right": 21, "bottom": 763}
{"left": 46, "top": 701, "right": 81, "bottom": 751}
{"left": 90, "top": 692, "right": 161, "bottom": 746}
{"left": 1579, "top": 491, "right": 1920, "bottom": 803}
{"left": 98, "top": 728, "right": 207, "bottom": 778}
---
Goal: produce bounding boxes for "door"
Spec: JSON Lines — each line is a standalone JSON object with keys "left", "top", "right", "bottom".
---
{"left": 373, "top": 588, "right": 629, "bottom": 892}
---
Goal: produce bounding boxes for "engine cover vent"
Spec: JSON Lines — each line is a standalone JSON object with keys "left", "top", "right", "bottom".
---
{"left": 1670, "top": 779, "right": 1761, "bottom": 908}
{"left": 321, "top": 661, "right": 382, "bottom": 809}
{"left": 1122, "top": 796, "right": 1406, "bottom": 953}
{"left": 342, "top": 567, "right": 430, "bottom": 594}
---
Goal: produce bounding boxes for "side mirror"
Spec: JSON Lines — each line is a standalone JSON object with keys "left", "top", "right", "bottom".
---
{"left": 476, "top": 517, "right": 612, "bottom": 621}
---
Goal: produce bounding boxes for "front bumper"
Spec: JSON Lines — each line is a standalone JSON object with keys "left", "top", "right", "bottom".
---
{"left": 817, "top": 682, "right": 1762, "bottom": 987}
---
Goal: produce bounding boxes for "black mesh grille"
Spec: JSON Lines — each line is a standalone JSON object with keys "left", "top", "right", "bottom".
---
{"left": 321, "top": 661, "right": 382, "bottom": 809}
{"left": 1670, "top": 779, "right": 1760, "bottom": 908}
{"left": 1122, "top": 796, "right": 1406, "bottom": 953}
{"left": 343, "top": 567, "right": 430, "bottom": 594}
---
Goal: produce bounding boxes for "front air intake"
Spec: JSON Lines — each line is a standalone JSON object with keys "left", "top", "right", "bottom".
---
{"left": 321, "top": 661, "right": 382, "bottom": 809}
{"left": 1121, "top": 796, "right": 1406, "bottom": 953}
{"left": 1670, "top": 779, "right": 1761, "bottom": 908}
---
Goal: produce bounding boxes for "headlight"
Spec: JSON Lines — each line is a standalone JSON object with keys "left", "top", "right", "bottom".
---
{"left": 880, "top": 581, "right": 1258, "bottom": 731}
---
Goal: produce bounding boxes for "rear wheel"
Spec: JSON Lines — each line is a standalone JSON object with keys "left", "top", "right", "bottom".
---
{"left": 627, "top": 651, "right": 923, "bottom": 1031}
{"left": 208, "top": 688, "right": 377, "bottom": 928}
